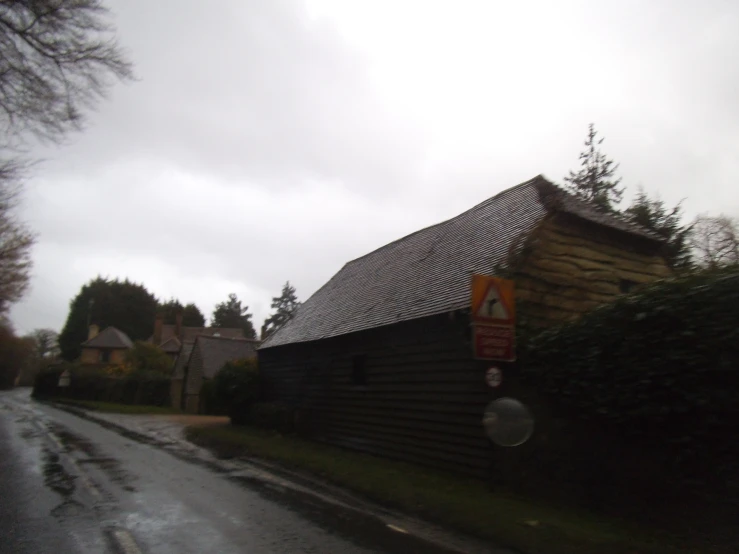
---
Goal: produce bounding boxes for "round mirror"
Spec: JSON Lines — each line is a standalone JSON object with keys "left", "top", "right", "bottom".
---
{"left": 483, "top": 397, "right": 534, "bottom": 447}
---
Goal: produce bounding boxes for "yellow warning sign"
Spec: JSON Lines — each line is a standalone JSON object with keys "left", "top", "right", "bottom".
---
{"left": 471, "top": 274, "right": 515, "bottom": 325}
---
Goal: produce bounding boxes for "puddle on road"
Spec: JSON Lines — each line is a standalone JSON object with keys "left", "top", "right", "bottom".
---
{"left": 19, "top": 427, "right": 41, "bottom": 440}
{"left": 50, "top": 423, "right": 97, "bottom": 456}
{"left": 78, "top": 458, "right": 136, "bottom": 491}
{"left": 49, "top": 423, "right": 137, "bottom": 491}
{"left": 42, "top": 448, "right": 85, "bottom": 518}
{"left": 43, "top": 450, "right": 76, "bottom": 497}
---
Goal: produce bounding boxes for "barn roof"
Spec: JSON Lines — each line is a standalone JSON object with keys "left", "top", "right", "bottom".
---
{"left": 261, "top": 175, "right": 662, "bottom": 349}
{"left": 81, "top": 326, "right": 134, "bottom": 349}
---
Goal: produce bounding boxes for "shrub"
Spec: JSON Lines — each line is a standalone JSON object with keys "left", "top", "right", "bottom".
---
{"left": 522, "top": 270, "right": 739, "bottom": 489}
{"left": 124, "top": 341, "right": 174, "bottom": 374}
{"left": 199, "top": 379, "right": 226, "bottom": 415}
{"left": 32, "top": 363, "right": 68, "bottom": 397}
{"left": 0, "top": 325, "right": 34, "bottom": 389}
{"left": 251, "top": 402, "right": 294, "bottom": 433}
{"left": 212, "top": 358, "right": 260, "bottom": 424}
{"left": 32, "top": 363, "right": 170, "bottom": 406}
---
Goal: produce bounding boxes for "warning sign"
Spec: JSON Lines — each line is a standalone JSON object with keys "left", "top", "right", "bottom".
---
{"left": 473, "top": 325, "right": 515, "bottom": 362}
{"left": 471, "top": 275, "right": 515, "bottom": 325}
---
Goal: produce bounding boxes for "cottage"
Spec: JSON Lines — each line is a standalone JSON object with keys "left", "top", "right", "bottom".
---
{"left": 258, "top": 175, "right": 670, "bottom": 476}
{"left": 79, "top": 325, "right": 133, "bottom": 365}
{"left": 149, "top": 311, "right": 245, "bottom": 406}
{"left": 149, "top": 312, "right": 244, "bottom": 359}
{"left": 179, "top": 335, "right": 259, "bottom": 413}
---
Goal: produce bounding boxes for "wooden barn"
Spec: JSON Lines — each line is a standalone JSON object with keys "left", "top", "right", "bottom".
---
{"left": 258, "top": 176, "right": 671, "bottom": 477}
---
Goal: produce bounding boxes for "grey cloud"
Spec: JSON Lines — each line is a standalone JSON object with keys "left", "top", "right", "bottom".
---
{"left": 36, "top": 0, "right": 429, "bottom": 195}
{"left": 11, "top": 0, "right": 739, "bottom": 335}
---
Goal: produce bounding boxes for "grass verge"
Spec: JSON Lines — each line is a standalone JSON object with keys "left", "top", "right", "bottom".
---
{"left": 47, "top": 397, "right": 180, "bottom": 415}
{"left": 185, "top": 424, "right": 692, "bottom": 554}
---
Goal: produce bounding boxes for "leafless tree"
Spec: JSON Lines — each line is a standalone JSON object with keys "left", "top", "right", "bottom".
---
{"left": 29, "top": 327, "right": 59, "bottom": 358}
{"left": 689, "top": 214, "right": 739, "bottom": 270}
{"left": 0, "top": 0, "right": 133, "bottom": 145}
{"left": 0, "top": 0, "right": 132, "bottom": 314}
{"left": 0, "top": 160, "right": 32, "bottom": 313}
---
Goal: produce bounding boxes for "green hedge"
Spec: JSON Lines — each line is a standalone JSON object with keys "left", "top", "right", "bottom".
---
{"left": 251, "top": 402, "right": 294, "bottom": 433}
{"left": 212, "top": 358, "right": 260, "bottom": 424}
{"left": 33, "top": 364, "right": 170, "bottom": 407}
{"left": 522, "top": 270, "right": 739, "bottom": 484}
{"left": 199, "top": 379, "right": 226, "bottom": 415}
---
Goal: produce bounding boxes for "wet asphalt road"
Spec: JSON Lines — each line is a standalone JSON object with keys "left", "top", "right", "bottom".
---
{"left": 0, "top": 389, "right": 472, "bottom": 554}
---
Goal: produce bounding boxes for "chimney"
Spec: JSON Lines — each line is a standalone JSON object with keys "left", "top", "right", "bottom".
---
{"left": 153, "top": 313, "right": 164, "bottom": 345}
{"left": 88, "top": 324, "right": 99, "bottom": 341}
{"left": 175, "top": 310, "right": 183, "bottom": 341}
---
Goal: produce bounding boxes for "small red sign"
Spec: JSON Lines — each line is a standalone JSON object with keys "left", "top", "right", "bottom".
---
{"left": 473, "top": 325, "right": 515, "bottom": 362}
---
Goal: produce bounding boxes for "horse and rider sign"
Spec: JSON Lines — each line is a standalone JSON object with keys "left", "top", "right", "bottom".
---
{"left": 470, "top": 274, "right": 516, "bottom": 362}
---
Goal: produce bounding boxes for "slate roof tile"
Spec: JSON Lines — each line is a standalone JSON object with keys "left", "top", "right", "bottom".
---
{"left": 261, "top": 175, "right": 663, "bottom": 349}
{"left": 81, "top": 327, "right": 133, "bottom": 349}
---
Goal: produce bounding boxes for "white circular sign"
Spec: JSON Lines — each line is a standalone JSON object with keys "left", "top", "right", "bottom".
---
{"left": 483, "top": 397, "right": 535, "bottom": 447}
{"left": 485, "top": 366, "right": 503, "bottom": 388}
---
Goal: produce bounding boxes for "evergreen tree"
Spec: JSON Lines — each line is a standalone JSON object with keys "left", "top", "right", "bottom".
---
{"left": 261, "top": 282, "right": 300, "bottom": 339}
{"left": 564, "top": 123, "right": 624, "bottom": 212}
{"left": 182, "top": 303, "right": 206, "bottom": 327}
{"left": 157, "top": 298, "right": 206, "bottom": 327}
{"left": 157, "top": 298, "right": 183, "bottom": 324}
{"left": 58, "top": 277, "right": 158, "bottom": 361}
{"left": 624, "top": 189, "right": 694, "bottom": 271}
{"left": 211, "top": 293, "right": 256, "bottom": 339}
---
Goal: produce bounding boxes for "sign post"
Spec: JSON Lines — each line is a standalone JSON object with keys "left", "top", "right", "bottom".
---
{"left": 471, "top": 274, "right": 516, "bottom": 362}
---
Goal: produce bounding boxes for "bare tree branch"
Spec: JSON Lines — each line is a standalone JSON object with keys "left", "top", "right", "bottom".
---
{"left": 0, "top": 0, "right": 133, "bottom": 146}
{"left": 0, "top": 158, "right": 34, "bottom": 313}
{"left": 0, "top": 1, "right": 132, "bottom": 315}
{"left": 690, "top": 214, "right": 739, "bottom": 270}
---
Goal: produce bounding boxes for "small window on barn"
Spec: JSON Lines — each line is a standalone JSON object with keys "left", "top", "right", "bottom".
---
{"left": 351, "top": 355, "right": 367, "bottom": 386}
{"left": 620, "top": 279, "right": 638, "bottom": 294}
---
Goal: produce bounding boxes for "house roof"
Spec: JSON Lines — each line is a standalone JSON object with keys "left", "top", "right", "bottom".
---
{"left": 159, "top": 337, "right": 182, "bottom": 353}
{"left": 261, "top": 175, "right": 664, "bottom": 349}
{"left": 191, "top": 336, "right": 260, "bottom": 381}
{"left": 172, "top": 340, "right": 196, "bottom": 380}
{"left": 152, "top": 325, "right": 244, "bottom": 345}
{"left": 81, "top": 326, "right": 134, "bottom": 349}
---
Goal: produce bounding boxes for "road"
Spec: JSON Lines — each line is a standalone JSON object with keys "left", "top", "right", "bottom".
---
{"left": 0, "top": 389, "right": 476, "bottom": 554}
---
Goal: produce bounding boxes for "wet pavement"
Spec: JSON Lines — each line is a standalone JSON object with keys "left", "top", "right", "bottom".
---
{"left": 0, "top": 389, "right": 506, "bottom": 554}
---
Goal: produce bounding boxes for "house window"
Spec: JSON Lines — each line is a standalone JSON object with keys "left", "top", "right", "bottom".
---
{"left": 619, "top": 279, "right": 638, "bottom": 294}
{"left": 99, "top": 349, "right": 111, "bottom": 363}
{"left": 351, "top": 355, "right": 367, "bottom": 386}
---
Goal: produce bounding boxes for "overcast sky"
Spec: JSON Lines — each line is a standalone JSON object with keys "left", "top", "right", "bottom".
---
{"left": 10, "top": 0, "right": 739, "bottom": 335}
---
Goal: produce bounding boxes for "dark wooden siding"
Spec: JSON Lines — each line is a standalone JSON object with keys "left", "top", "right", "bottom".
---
{"left": 259, "top": 313, "right": 497, "bottom": 477}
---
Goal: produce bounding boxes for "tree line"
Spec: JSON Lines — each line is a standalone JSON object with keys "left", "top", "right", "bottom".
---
{"left": 53, "top": 277, "right": 300, "bottom": 361}
{"left": 563, "top": 123, "right": 738, "bottom": 272}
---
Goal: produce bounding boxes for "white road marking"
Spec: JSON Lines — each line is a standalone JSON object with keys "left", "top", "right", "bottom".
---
{"left": 112, "top": 529, "right": 143, "bottom": 554}
{"left": 65, "top": 456, "right": 102, "bottom": 498}
{"left": 386, "top": 523, "right": 409, "bottom": 534}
